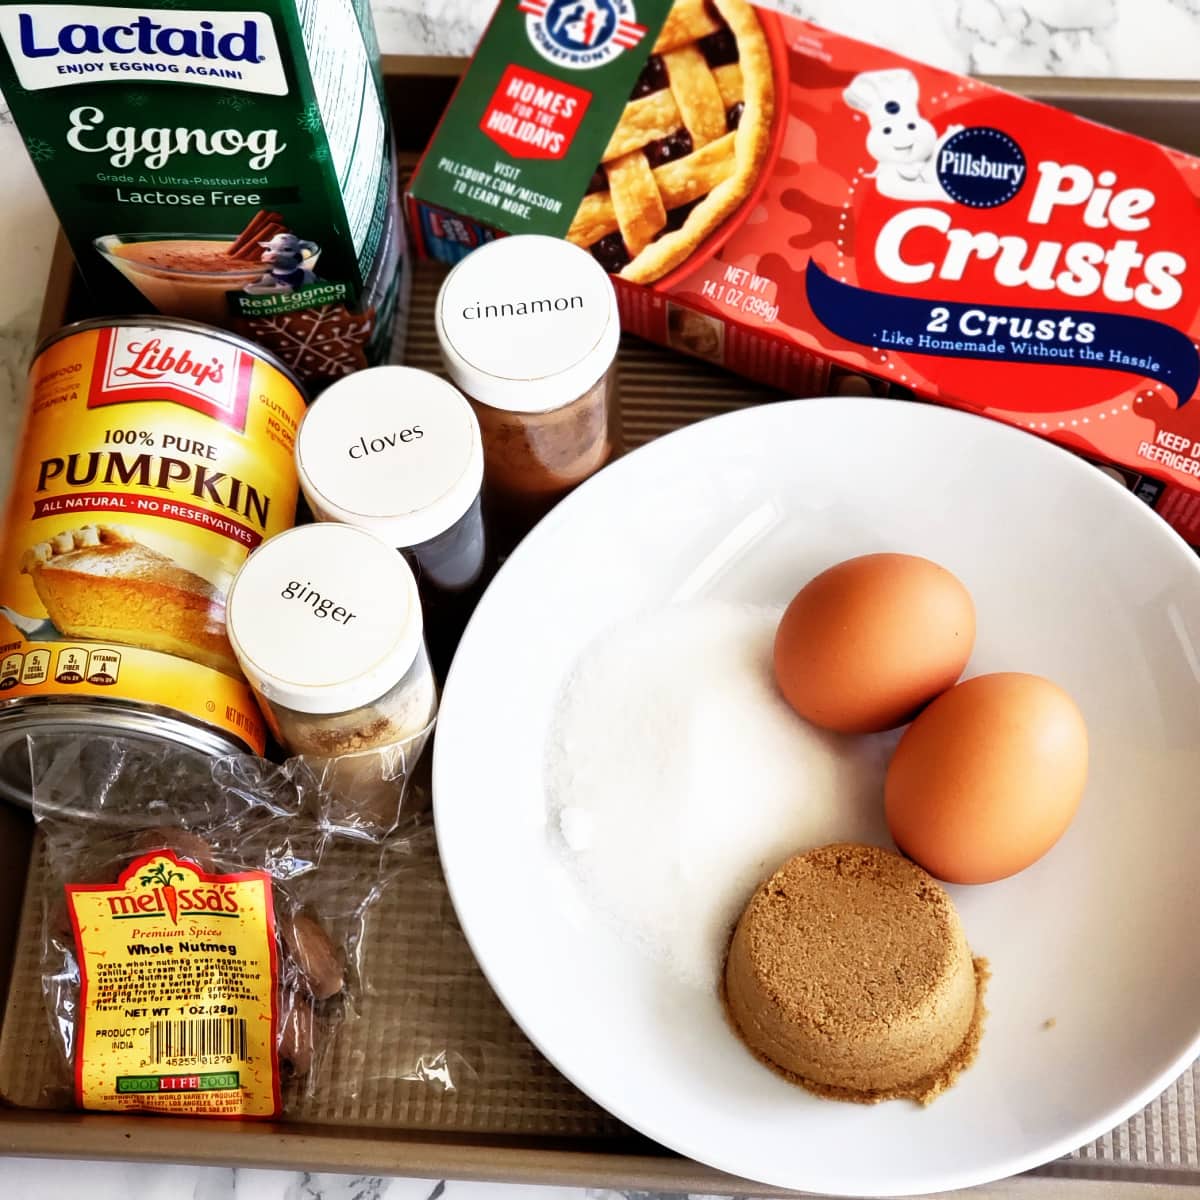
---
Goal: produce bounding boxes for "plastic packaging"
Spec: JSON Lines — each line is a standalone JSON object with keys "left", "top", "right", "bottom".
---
{"left": 26, "top": 736, "right": 513, "bottom": 1115}
{"left": 29, "top": 735, "right": 395, "bottom": 1115}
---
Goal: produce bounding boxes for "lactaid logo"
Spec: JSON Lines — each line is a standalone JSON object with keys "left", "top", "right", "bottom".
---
{"left": 937, "top": 127, "right": 1027, "bottom": 209}
{"left": 0, "top": 5, "right": 286, "bottom": 94}
{"left": 520, "top": 0, "right": 647, "bottom": 69}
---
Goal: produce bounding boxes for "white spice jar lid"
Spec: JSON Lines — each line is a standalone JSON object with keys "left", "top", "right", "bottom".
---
{"left": 435, "top": 234, "right": 620, "bottom": 415}
{"left": 296, "top": 366, "right": 484, "bottom": 549}
{"left": 226, "top": 524, "right": 424, "bottom": 715}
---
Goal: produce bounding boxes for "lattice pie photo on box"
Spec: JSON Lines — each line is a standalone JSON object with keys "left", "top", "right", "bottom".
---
{"left": 566, "top": 0, "right": 775, "bottom": 282}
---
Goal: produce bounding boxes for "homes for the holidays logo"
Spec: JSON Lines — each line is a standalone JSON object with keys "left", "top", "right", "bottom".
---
{"left": 0, "top": 4, "right": 287, "bottom": 93}
{"left": 520, "top": 0, "right": 646, "bottom": 68}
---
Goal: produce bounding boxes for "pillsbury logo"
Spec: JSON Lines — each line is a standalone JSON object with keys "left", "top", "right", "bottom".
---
{"left": 0, "top": 4, "right": 287, "bottom": 94}
{"left": 937, "top": 127, "right": 1027, "bottom": 209}
{"left": 519, "top": 0, "right": 647, "bottom": 69}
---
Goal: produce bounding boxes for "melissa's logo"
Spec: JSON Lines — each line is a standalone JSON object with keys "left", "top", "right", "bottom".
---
{"left": 104, "top": 856, "right": 242, "bottom": 923}
{"left": 519, "top": 0, "right": 646, "bottom": 69}
{"left": 0, "top": 4, "right": 287, "bottom": 94}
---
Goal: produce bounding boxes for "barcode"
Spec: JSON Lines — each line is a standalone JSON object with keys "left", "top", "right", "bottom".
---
{"left": 149, "top": 1019, "right": 247, "bottom": 1065}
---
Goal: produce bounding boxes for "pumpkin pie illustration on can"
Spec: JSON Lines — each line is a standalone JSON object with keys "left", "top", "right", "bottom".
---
{"left": 0, "top": 316, "right": 308, "bottom": 799}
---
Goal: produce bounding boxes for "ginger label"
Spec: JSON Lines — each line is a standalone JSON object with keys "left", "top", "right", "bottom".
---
{"left": 66, "top": 851, "right": 281, "bottom": 1118}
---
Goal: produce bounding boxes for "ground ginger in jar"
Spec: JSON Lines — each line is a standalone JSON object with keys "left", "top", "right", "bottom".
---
{"left": 225, "top": 524, "right": 436, "bottom": 831}
{"left": 435, "top": 235, "right": 622, "bottom": 547}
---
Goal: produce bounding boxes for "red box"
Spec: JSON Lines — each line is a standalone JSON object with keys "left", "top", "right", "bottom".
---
{"left": 408, "top": 0, "right": 1200, "bottom": 545}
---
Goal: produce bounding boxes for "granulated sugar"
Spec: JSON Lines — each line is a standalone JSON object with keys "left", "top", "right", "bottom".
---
{"left": 545, "top": 602, "right": 895, "bottom": 991}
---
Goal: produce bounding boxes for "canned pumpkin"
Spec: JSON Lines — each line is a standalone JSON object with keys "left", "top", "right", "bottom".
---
{"left": 0, "top": 317, "right": 306, "bottom": 801}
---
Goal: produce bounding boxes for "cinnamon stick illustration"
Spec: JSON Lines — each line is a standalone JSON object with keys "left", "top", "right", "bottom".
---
{"left": 228, "top": 210, "right": 287, "bottom": 260}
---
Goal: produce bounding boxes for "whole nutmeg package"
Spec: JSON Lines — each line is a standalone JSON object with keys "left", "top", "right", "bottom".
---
{"left": 28, "top": 734, "right": 398, "bottom": 1119}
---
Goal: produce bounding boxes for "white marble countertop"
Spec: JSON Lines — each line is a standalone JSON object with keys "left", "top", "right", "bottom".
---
{"left": 1, "top": 0, "right": 1199, "bottom": 1194}
{"left": 0, "top": 1163, "right": 1197, "bottom": 1200}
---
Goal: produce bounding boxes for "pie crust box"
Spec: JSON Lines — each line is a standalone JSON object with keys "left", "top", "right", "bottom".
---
{"left": 0, "top": 0, "right": 409, "bottom": 392}
{"left": 407, "top": 0, "right": 1200, "bottom": 547}
{"left": 0, "top": 317, "right": 307, "bottom": 803}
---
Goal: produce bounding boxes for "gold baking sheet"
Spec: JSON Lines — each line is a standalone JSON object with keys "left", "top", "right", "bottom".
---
{"left": 6, "top": 57, "right": 1200, "bottom": 1186}
{"left": 1, "top": 262, "right": 1197, "bottom": 1189}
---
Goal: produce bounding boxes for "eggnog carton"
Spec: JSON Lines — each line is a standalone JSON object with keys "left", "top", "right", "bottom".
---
{"left": 407, "top": 0, "right": 1200, "bottom": 544}
{"left": 0, "top": 0, "right": 408, "bottom": 390}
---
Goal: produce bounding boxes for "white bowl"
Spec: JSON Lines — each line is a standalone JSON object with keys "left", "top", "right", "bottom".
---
{"left": 434, "top": 396, "right": 1200, "bottom": 1197}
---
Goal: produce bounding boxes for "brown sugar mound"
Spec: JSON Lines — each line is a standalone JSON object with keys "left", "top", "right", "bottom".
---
{"left": 723, "top": 843, "right": 988, "bottom": 1105}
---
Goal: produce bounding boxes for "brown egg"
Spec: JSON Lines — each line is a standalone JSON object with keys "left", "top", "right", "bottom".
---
{"left": 885, "top": 672, "right": 1088, "bottom": 884}
{"left": 773, "top": 553, "right": 975, "bottom": 733}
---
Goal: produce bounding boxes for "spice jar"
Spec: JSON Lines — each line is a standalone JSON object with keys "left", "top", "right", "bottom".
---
{"left": 295, "top": 366, "right": 486, "bottom": 592}
{"left": 226, "top": 524, "right": 436, "bottom": 830}
{"left": 435, "top": 234, "right": 622, "bottom": 550}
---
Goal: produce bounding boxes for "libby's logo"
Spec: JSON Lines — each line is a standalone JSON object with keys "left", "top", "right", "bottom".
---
{"left": 114, "top": 336, "right": 226, "bottom": 390}
{"left": 520, "top": 0, "right": 646, "bottom": 70}
{"left": 0, "top": 5, "right": 287, "bottom": 94}
{"left": 88, "top": 326, "right": 253, "bottom": 432}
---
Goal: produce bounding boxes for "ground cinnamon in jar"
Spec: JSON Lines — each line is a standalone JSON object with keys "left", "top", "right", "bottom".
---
{"left": 435, "top": 235, "right": 622, "bottom": 550}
